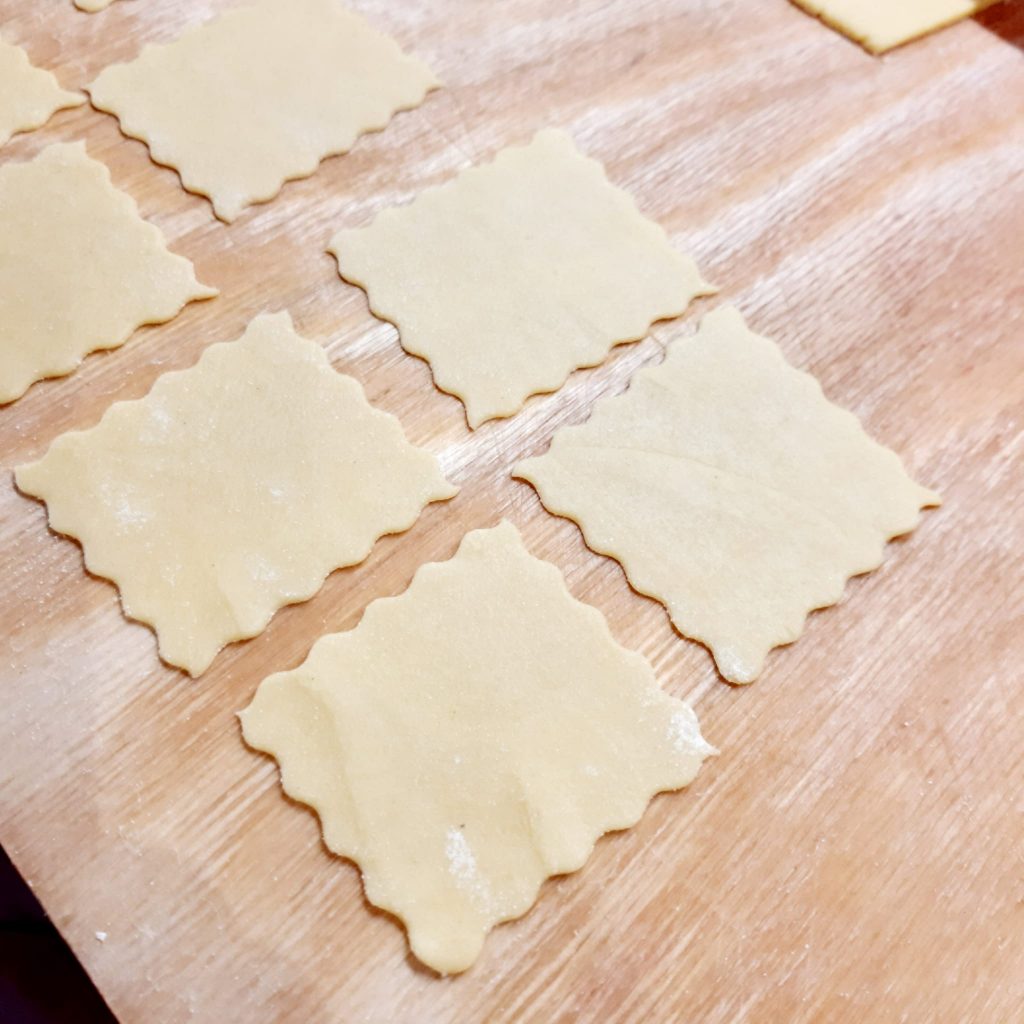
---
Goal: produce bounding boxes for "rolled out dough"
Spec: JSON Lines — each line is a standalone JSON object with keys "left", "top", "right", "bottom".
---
{"left": 16, "top": 312, "right": 456, "bottom": 676}
{"left": 241, "top": 521, "right": 714, "bottom": 974}
{"left": 515, "top": 306, "right": 940, "bottom": 684}
{"left": 0, "top": 142, "right": 215, "bottom": 405}
{"left": 330, "top": 128, "right": 713, "bottom": 428}
{"left": 791, "top": 0, "right": 998, "bottom": 53}
{"left": 87, "top": 0, "right": 438, "bottom": 221}
{"left": 0, "top": 35, "right": 84, "bottom": 149}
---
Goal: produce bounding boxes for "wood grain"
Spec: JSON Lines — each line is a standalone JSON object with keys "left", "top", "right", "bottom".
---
{"left": 1, "top": 1, "right": 1022, "bottom": 1021}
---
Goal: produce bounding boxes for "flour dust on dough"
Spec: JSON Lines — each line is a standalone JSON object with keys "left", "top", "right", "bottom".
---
{"left": 0, "top": 142, "right": 215, "bottom": 405}
{"left": 0, "top": 35, "right": 84, "bottom": 149}
{"left": 790, "top": 0, "right": 998, "bottom": 52}
{"left": 241, "top": 520, "right": 714, "bottom": 974}
{"left": 16, "top": 312, "right": 456, "bottom": 676}
{"left": 330, "top": 128, "right": 713, "bottom": 428}
{"left": 87, "top": 0, "right": 438, "bottom": 221}
{"left": 515, "top": 306, "right": 940, "bottom": 684}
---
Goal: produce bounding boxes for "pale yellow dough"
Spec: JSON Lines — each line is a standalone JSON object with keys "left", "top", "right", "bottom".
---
{"left": 0, "top": 36, "right": 84, "bottom": 149}
{"left": 16, "top": 313, "right": 456, "bottom": 677}
{"left": 241, "top": 521, "right": 713, "bottom": 974}
{"left": 75, "top": 0, "right": 119, "bottom": 10}
{"left": 87, "top": 0, "right": 437, "bottom": 221}
{"left": 330, "top": 129, "right": 713, "bottom": 428}
{"left": 791, "top": 0, "right": 997, "bottom": 52}
{"left": 0, "top": 143, "right": 214, "bottom": 405}
{"left": 515, "top": 307, "right": 940, "bottom": 684}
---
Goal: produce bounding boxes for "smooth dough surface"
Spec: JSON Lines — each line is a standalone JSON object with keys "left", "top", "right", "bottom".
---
{"left": 0, "top": 142, "right": 214, "bottom": 405}
{"left": 330, "top": 129, "right": 713, "bottom": 428}
{"left": 515, "top": 307, "right": 940, "bottom": 684}
{"left": 0, "top": 36, "right": 84, "bottom": 148}
{"left": 16, "top": 312, "right": 456, "bottom": 676}
{"left": 87, "top": 0, "right": 437, "bottom": 221}
{"left": 75, "top": 0, "right": 118, "bottom": 10}
{"left": 241, "top": 521, "right": 714, "bottom": 974}
{"left": 791, "top": 0, "right": 997, "bottom": 52}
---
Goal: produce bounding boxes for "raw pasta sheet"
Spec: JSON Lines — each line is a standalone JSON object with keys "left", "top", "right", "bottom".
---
{"left": 88, "top": 0, "right": 438, "bottom": 220}
{"left": 242, "top": 521, "right": 714, "bottom": 974}
{"left": 0, "top": 142, "right": 214, "bottom": 405}
{"left": 516, "top": 307, "right": 940, "bottom": 683}
{"left": 331, "top": 129, "right": 712, "bottom": 427}
{"left": 791, "top": 0, "right": 997, "bottom": 52}
{"left": 0, "top": 35, "right": 83, "bottom": 148}
{"left": 16, "top": 312, "right": 455, "bottom": 676}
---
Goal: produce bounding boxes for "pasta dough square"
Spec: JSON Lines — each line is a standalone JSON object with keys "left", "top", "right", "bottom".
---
{"left": 0, "top": 35, "right": 84, "bottom": 148}
{"left": 88, "top": 0, "right": 438, "bottom": 221}
{"left": 0, "top": 142, "right": 215, "bottom": 405}
{"left": 791, "top": 0, "right": 997, "bottom": 52}
{"left": 16, "top": 312, "right": 456, "bottom": 677}
{"left": 330, "top": 129, "right": 712, "bottom": 428}
{"left": 241, "top": 521, "right": 714, "bottom": 975}
{"left": 515, "top": 307, "right": 940, "bottom": 684}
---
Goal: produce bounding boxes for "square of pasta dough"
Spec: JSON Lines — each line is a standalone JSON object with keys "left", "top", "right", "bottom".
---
{"left": 330, "top": 128, "right": 712, "bottom": 428}
{"left": 0, "top": 142, "right": 214, "bottom": 405}
{"left": 16, "top": 312, "right": 456, "bottom": 677}
{"left": 241, "top": 521, "right": 714, "bottom": 975}
{"left": 0, "top": 35, "right": 83, "bottom": 148}
{"left": 791, "top": 0, "right": 997, "bottom": 52}
{"left": 87, "top": 0, "right": 438, "bottom": 221}
{"left": 515, "top": 306, "right": 940, "bottom": 684}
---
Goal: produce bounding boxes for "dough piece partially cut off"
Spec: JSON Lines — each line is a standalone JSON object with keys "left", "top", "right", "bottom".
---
{"left": 791, "top": 0, "right": 997, "bottom": 53}
{"left": 515, "top": 307, "right": 940, "bottom": 684}
{"left": 330, "top": 129, "right": 713, "bottom": 428}
{"left": 241, "top": 521, "right": 714, "bottom": 974}
{"left": 0, "top": 36, "right": 84, "bottom": 148}
{"left": 16, "top": 312, "right": 456, "bottom": 676}
{"left": 0, "top": 142, "right": 215, "bottom": 405}
{"left": 87, "top": 0, "right": 438, "bottom": 221}
{"left": 75, "top": 0, "right": 118, "bottom": 10}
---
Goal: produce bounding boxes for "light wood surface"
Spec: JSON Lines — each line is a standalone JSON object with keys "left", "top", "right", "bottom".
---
{"left": 1, "top": 1, "right": 1022, "bottom": 1021}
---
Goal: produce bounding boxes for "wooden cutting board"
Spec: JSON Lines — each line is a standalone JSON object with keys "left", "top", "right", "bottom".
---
{"left": 1, "top": 1, "right": 1022, "bottom": 1021}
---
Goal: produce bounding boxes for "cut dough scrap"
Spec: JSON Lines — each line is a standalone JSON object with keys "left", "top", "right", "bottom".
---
{"left": 791, "top": 0, "right": 998, "bottom": 52}
{"left": 16, "top": 312, "right": 456, "bottom": 677}
{"left": 87, "top": 0, "right": 438, "bottom": 221}
{"left": 75, "top": 0, "right": 121, "bottom": 10}
{"left": 0, "top": 142, "right": 215, "bottom": 405}
{"left": 0, "top": 36, "right": 84, "bottom": 148}
{"left": 241, "top": 520, "right": 714, "bottom": 975}
{"left": 330, "top": 129, "right": 713, "bottom": 428}
{"left": 515, "top": 306, "right": 940, "bottom": 684}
